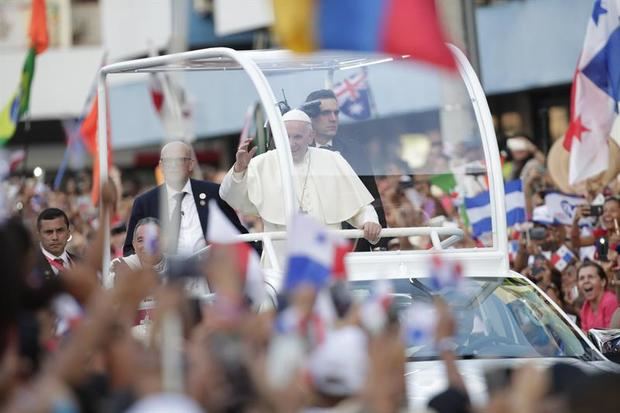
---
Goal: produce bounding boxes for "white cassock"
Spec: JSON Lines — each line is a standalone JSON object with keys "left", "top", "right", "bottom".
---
{"left": 220, "top": 147, "right": 379, "bottom": 267}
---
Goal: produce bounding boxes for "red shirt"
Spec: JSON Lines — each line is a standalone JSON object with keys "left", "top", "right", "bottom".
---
{"left": 580, "top": 291, "right": 619, "bottom": 332}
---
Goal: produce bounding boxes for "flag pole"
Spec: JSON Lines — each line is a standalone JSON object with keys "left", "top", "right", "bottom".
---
{"left": 53, "top": 52, "right": 108, "bottom": 190}
{"left": 363, "top": 67, "right": 379, "bottom": 118}
{"left": 325, "top": 68, "right": 334, "bottom": 89}
{"left": 97, "top": 70, "right": 110, "bottom": 278}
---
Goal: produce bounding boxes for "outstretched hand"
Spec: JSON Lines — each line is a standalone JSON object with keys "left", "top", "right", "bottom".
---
{"left": 234, "top": 136, "right": 258, "bottom": 173}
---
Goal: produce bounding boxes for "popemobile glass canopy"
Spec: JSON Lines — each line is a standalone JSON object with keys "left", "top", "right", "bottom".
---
{"left": 98, "top": 47, "right": 507, "bottom": 276}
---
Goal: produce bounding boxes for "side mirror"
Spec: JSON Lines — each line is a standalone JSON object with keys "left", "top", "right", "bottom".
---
{"left": 589, "top": 329, "right": 620, "bottom": 363}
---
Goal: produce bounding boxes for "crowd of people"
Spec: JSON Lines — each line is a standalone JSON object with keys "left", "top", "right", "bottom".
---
{"left": 0, "top": 88, "right": 619, "bottom": 412}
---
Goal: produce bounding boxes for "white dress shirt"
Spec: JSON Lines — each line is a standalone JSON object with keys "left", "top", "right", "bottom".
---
{"left": 40, "top": 245, "right": 71, "bottom": 275}
{"left": 316, "top": 138, "right": 333, "bottom": 147}
{"left": 166, "top": 180, "right": 206, "bottom": 255}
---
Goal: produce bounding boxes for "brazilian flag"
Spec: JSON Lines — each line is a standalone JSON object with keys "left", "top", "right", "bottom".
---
{"left": 0, "top": 48, "right": 36, "bottom": 145}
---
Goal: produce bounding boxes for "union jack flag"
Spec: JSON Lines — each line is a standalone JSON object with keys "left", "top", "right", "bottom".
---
{"left": 333, "top": 70, "right": 372, "bottom": 120}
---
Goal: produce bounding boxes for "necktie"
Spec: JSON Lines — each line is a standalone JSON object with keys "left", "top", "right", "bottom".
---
{"left": 168, "top": 192, "right": 187, "bottom": 254}
{"left": 48, "top": 257, "right": 65, "bottom": 273}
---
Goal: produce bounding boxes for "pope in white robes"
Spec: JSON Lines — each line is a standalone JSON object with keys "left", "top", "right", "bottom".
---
{"left": 219, "top": 109, "right": 382, "bottom": 267}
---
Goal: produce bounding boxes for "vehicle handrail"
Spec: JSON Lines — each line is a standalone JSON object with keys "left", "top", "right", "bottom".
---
{"left": 196, "top": 227, "right": 464, "bottom": 258}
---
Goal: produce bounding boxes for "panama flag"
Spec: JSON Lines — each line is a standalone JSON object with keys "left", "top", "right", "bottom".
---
{"left": 333, "top": 70, "right": 372, "bottom": 120}
{"left": 563, "top": 0, "right": 620, "bottom": 185}
{"left": 284, "top": 213, "right": 334, "bottom": 292}
{"left": 550, "top": 245, "right": 577, "bottom": 272}
{"left": 207, "top": 200, "right": 265, "bottom": 306}
{"left": 429, "top": 254, "right": 463, "bottom": 292}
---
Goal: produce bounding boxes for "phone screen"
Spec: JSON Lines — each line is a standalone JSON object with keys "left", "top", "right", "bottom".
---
{"left": 590, "top": 205, "right": 604, "bottom": 217}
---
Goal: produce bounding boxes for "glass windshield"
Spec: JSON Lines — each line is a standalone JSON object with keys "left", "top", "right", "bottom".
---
{"left": 349, "top": 276, "right": 601, "bottom": 361}
{"left": 261, "top": 52, "right": 492, "bottom": 250}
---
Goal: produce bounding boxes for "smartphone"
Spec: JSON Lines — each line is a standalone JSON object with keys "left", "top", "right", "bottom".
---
{"left": 595, "top": 237, "right": 609, "bottom": 262}
{"left": 528, "top": 227, "right": 547, "bottom": 241}
{"left": 590, "top": 205, "right": 604, "bottom": 217}
{"left": 531, "top": 254, "right": 547, "bottom": 277}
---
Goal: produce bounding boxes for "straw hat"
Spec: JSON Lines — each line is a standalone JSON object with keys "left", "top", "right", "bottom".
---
{"left": 547, "top": 136, "right": 620, "bottom": 194}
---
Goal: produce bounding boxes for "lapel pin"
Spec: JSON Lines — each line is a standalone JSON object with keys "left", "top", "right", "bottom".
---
{"left": 199, "top": 193, "right": 206, "bottom": 200}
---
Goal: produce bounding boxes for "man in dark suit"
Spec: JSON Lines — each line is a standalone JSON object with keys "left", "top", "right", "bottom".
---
{"left": 303, "top": 89, "right": 388, "bottom": 250}
{"left": 123, "top": 141, "right": 247, "bottom": 256}
{"left": 35, "top": 208, "right": 78, "bottom": 279}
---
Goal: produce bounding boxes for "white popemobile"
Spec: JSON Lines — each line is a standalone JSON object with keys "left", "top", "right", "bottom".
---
{"left": 96, "top": 47, "right": 620, "bottom": 408}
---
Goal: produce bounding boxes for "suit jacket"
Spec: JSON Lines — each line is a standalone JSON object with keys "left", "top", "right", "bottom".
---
{"left": 322, "top": 137, "right": 389, "bottom": 250}
{"left": 123, "top": 179, "right": 247, "bottom": 256}
{"left": 35, "top": 249, "right": 79, "bottom": 280}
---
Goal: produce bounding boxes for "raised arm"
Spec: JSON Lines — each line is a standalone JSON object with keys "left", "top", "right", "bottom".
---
{"left": 219, "top": 134, "right": 259, "bottom": 216}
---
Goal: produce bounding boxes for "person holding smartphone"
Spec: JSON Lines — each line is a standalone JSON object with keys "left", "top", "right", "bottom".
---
{"left": 513, "top": 206, "right": 566, "bottom": 273}
{"left": 571, "top": 196, "right": 620, "bottom": 251}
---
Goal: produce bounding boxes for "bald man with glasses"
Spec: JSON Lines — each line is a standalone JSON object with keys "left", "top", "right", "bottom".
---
{"left": 123, "top": 141, "right": 246, "bottom": 256}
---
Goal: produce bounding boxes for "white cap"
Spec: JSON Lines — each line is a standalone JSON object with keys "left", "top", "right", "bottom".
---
{"left": 307, "top": 326, "right": 368, "bottom": 397}
{"left": 282, "top": 109, "right": 312, "bottom": 124}
{"left": 533, "top": 205, "right": 554, "bottom": 225}
{"left": 507, "top": 137, "right": 532, "bottom": 152}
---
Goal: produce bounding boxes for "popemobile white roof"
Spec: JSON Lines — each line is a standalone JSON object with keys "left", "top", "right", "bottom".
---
{"left": 97, "top": 47, "right": 508, "bottom": 279}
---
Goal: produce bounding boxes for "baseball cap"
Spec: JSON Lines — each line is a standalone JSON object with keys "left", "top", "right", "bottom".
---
{"left": 507, "top": 136, "right": 532, "bottom": 152}
{"left": 532, "top": 205, "right": 555, "bottom": 226}
{"left": 307, "top": 326, "right": 368, "bottom": 397}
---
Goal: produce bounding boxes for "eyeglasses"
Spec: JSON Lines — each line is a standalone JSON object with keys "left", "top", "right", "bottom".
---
{"left": 320, "top": 109, "right": 339, "bottom": 117}
{"left": 160, "top": 157, "right": 191, "bottom": 167}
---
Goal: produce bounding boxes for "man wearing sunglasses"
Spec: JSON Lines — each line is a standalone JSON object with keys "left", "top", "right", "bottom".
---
{"left": 123, "top": 141, "right": 246, "bottom": 256}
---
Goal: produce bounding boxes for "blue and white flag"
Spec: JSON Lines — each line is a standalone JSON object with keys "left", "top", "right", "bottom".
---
{"left": 333, "top": 70, "right": 372, "bottom": 120}
{"left": 544, "top": 191, "right": 587, "bottom": 225}
{"left": 284, "top": 214, "right": 333, "bottom": 292}
{"left": 464, "top": 180, "right": 526, "bottom": 238}
{"left": 563, "top": 0, "right": 620, "bottom": 184}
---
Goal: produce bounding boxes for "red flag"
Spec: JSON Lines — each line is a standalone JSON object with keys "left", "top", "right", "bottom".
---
{"left": 80, "top": 96, "right": 112, "bottom": 204}
{"left": 382, "top": 0, "right": 456, "bottom": 70}
{"left": 331, "top": 239, "right": 352, "bottom": 281}
{"left": 29, "top": 0, "right": 49, "bottom": 54}
{"left": 80, "top": 98, "right": 98, "bottom": 155}
{"left": 275, "top": 0, "right": 457, "bottom": 71}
